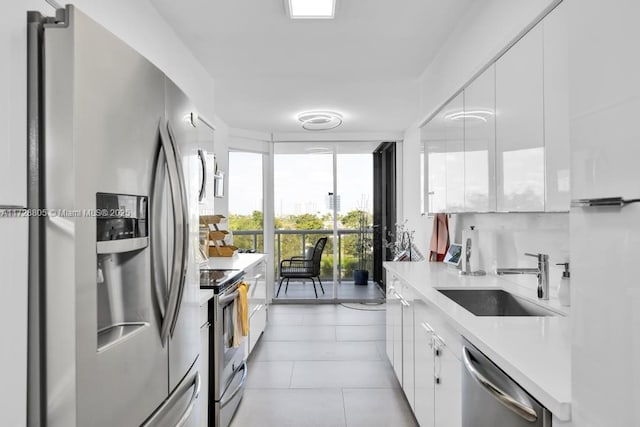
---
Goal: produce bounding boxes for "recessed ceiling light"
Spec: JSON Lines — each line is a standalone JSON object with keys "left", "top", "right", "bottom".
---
{"left": 444, "top": 110, "right": 494, "bottom": 122}
{"left": 288, "top": 0, "right": 336, "bottom": 19}
{"left": 297, "top": 110, "right": 343, "bottom": 131}
{"left": 306, "top": 146, "right": 332, "bottom": 153}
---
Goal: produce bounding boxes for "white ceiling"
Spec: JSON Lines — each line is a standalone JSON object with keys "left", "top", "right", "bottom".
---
{"left": 150, "top": 0, "right": 473, "bottom": 135}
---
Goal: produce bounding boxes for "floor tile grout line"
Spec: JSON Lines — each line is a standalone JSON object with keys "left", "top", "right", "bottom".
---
{"left": 288, "top": 360, "right": 295, "bottom": 388}
{"left": 341, "top": 387, "right": 348, "bottom": 427}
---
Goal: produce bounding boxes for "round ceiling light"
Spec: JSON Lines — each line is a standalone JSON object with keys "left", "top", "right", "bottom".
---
{"left": 297, "top": 110, "right": 343, "bottom": 131}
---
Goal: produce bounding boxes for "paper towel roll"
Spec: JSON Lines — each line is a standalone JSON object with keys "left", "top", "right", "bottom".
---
{"left": 462, "top": 228, "right": 480, "bottom": 272}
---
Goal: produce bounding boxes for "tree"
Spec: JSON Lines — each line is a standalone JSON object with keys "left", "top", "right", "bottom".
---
{"left": 340, "top": 209, "right": 372, "bottom": 229}
{"left": 291, "top": 213, "right": 323, "bottom": 230}
{"left": 228, "top": 210, "right": 263, "bottom": 231}
{"left": 228, "top": 211, "right": 264, "bottom": 251}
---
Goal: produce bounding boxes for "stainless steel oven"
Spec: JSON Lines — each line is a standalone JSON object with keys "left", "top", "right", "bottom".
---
{"left": 202, "top": 270, "right": 248, "bottom": 427}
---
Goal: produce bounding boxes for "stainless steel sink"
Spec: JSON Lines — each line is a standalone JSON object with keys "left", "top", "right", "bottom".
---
{"left": 436, "top": 289, "right": 558, "bottom": 317}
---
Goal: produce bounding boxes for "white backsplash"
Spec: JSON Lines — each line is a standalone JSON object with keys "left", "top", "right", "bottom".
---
{"left": 448, "top": 212, "right": 570, "bottom": 293}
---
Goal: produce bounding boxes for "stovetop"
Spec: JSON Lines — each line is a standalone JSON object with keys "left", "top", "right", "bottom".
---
{"left": 200, "top": 269, "right": 244, "bottom": 294}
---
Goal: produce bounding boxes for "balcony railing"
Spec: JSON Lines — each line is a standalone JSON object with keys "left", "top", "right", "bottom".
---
{"left": 232, "top": 228, "right": 373, "bottom": 284}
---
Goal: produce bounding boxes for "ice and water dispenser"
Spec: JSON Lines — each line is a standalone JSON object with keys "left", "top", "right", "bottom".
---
{"left": 96, "top": 193, "right": 150, "bottom": 351}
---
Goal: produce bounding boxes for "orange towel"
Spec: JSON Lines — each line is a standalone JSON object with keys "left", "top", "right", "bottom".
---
{"left": 429, "top": 213, "right": 450, "bottom": 262}
{"left": 232, "top": 281, "right": 250, "bottom": 347}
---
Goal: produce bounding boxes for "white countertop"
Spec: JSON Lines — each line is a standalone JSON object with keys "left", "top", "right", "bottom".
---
{"left": 384, "top": 261, "right": 572, "bottom": 421}
{"left": 200, "top": 253, "right": 266, "bottom": 272}
{"left": 199, "top": 253, "right": 267, "bottom": 306}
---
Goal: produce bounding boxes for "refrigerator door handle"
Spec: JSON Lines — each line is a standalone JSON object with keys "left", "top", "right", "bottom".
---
{"left": 157, "top": 119, "right": 186, "bottom": 344}
{"left": 462, "top": 346, "right": 538, "bottom": 422}
{"left": 141, "top": 371, "right": 200, "bottom": 427}
{"left": 198, "top": 149, "right": 207, "bottom": 202}
{"left": 151, "top": 146, "right": 169, "bottom": 319}
{"left": 166, "top": 121, "right": 190, "bottom": 336}
{"left": 175, "top": 372, "right": 200, "bottom": 427}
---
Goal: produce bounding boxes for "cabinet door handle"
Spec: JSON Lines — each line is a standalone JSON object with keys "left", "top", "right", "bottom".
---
{"left": 433, "top": 334, "right": 445, "bottom": 350}
{"left": 392, "top": 290, "right": 410, "bottom": 307}
{"left": 421, "top": 322, "right": 435, "bottom": 334}
{"left": 200, "top": 321, "right": 211, "bottom": 330}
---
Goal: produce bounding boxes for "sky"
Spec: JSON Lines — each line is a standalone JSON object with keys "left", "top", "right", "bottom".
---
{"left": 228, "top": 151, "right": 373, "bottom": 217}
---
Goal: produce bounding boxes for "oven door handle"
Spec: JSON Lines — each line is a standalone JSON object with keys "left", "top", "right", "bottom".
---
{"left": 220, "top": 362, "right": 247, "bottom": 409}
{"left": 218, "top": 290, "right": 239, "bottom": 306}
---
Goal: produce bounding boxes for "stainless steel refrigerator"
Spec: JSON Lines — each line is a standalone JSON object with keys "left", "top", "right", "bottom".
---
{"left": 28, "top": 5, "right": 205, "bottom": 426}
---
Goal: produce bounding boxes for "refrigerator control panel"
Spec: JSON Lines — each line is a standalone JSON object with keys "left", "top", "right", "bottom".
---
{"left": 96, "top": 193, "right": 148, "bottom": 241}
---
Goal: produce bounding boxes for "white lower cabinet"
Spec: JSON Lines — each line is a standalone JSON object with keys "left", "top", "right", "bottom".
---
{"left": 387, "top": 272, "right": 462, "bottom": 427}
{"left": 246, "top": 259, "right": 267, "bottom": 356}
{"left": 434, "top": 336, "right": 462, "bottom": 427}
{"left": 414, "top": 300, "right": 436, "bottom": 427}
{"left": 386, "top": 275, "right": 403, "bottom": 382}
{"left": 401, "top": 282, "right": 415, "bottom": 410}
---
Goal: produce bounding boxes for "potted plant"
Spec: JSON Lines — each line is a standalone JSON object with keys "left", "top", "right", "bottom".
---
{"left": 353, "top": 208, "right": 372, "bottom": 286}
{"left": 384, "top": 220, "right": 424, "bottom": 261}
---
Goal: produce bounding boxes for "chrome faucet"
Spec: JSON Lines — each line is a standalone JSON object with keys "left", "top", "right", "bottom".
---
{"left": 496, "top": 253, "right": 550, "bottom": 300}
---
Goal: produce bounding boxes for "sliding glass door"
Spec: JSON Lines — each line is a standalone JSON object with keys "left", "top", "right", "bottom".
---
{"left": 273, "top": 142, "right": 381, "bottom": 303}
{"left": 273, "top": 151, "right": 334, "bottom": 300}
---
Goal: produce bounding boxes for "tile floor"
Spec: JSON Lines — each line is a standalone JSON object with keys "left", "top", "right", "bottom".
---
{"left": 274, "top": 281, "right": 385, "bottom": 302}
{"left": 231, "top": 304, "right": 418, "bottom": 427}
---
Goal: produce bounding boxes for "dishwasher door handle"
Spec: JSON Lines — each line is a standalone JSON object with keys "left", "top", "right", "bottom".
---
{"left": 462, "top": 346, "right": 538, "bottom": 422}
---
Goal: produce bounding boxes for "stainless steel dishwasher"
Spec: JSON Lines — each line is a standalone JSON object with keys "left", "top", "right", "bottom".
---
{"left": 462, "top": 339, "right": 551, "bottom": 427}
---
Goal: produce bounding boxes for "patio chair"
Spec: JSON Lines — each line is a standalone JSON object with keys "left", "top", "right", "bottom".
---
{"left": 277, "top": 237, "right": 327, "bottom": 298}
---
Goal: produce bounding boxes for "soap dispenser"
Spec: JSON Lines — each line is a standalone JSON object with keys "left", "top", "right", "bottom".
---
{"left": 556, "top": 262, "right": 570, "bottom": 306}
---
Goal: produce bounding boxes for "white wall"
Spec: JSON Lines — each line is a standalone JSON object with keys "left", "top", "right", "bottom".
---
{"left": 451, "top": 212, "right": 569, "bottom": 292}
{"left": 209, "top": 115, "right": 231, "bottom": 218}
{"left": 401, "top": 127, "right": 430, "bottom": 254}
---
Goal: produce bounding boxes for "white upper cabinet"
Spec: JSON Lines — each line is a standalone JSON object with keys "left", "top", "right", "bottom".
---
{"left": 421, "top": 5, "right": 569, "bottom": 214}
{"left": 422, "top": 114, "right": 447, "bottom": 214}
{"left": 543, "top": 1, "right": 570, "bottom": 211}
{"left": 443, "top": 93, "right": 466, "bottom": 212}
{"left": 464, "top": 65, "right": 497, "bottom": 212}
{"left": 496, "top": 25, "right": 545, "bottom": 212}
